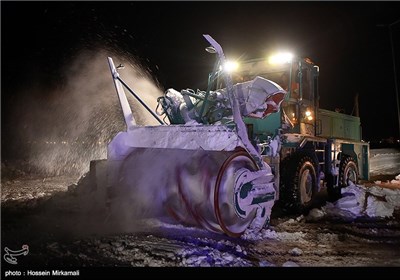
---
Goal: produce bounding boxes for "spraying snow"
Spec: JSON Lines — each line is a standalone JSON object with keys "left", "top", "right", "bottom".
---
{"left": 7, "top": 48, "right": 164, "bottom": 177}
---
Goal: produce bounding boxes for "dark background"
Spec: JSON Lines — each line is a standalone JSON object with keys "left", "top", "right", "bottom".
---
{"left": 2, "top": 1, "right": 400, "bottom": 153}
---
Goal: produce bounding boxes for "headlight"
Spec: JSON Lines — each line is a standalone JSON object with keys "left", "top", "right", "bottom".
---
{"left": 268, "top": 52, "right": 293, "bottom": 64}
{"left": 221, "top": 60, "right": 239, "bottom": 73}
{"left": 305, "top": 110, "right": 313, "bottom": 121}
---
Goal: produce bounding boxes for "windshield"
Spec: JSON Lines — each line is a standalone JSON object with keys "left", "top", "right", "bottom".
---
{"left": 231, "top": 70, "right": 288, "bottom": 88}
{"left": 216, "top": 59, "right": 314, "bottom": 104}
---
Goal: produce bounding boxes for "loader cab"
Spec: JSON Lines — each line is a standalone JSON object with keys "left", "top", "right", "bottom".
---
{"left": 280, "top": 58, "right": 319, "bottom": 137}
{"left": 217, "top": 57, "right": 320, "bottom": 142}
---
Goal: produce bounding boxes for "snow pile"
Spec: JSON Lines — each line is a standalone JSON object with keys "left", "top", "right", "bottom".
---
{"left": 282, "top": 261, "right": 300, "bottom": 267}
{"left": 288, "top": 247, "right": 303, "bottom": 256}
{"left": 177, "top": 247, "right": 251, "bottom": 267}
{"left": 370, "top": 149, "right": 400, "bottom": 176}
{"left": 241, "top": 228, "right": 279, "bottom": 241}
{"left": 323, "top": 177, "right": 400, "bottom": 220}
{"left": 259, "top": 260, "right": 276, "bottom": 267}
{"left": 242, "top": 222, "right": 306, "bottom": 242}
{"left": 305, "top": 208, "right": 325, "bottom": 222}
{"left": 281, "top": 215, "right": 304, "bottom": 225}
{"left": 276, "top": 231, "right": 307, "bottom": 242}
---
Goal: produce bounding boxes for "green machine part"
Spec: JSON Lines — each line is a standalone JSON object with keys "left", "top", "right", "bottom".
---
{"left": 244, "top": 111, "right": 282, "bottom": 142}
{"left": 317, "top": 109, "right": 361, "bottom": 142}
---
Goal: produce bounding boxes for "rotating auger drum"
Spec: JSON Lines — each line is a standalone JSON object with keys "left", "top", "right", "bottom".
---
{"left": 115, "top": 146, "right": 274, "bottom": 237}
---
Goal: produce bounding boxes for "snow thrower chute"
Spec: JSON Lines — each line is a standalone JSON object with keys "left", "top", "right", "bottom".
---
{"left": 102, "top": 35, "right": 286, "bottom": 237}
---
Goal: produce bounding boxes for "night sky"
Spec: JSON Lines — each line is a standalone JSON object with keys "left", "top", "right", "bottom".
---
{"left": 2, "top": 1, "right": 400, "bottom": 149}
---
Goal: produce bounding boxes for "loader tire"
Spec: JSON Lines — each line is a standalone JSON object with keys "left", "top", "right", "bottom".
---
{"left": 339, "top": 156, "right": 359, "bottom": 187}
{"left": 280, "top": 153, "right": 317, "bottom": 213}
{"left": 327, "top": 156, "right": 359, "bottom": 201}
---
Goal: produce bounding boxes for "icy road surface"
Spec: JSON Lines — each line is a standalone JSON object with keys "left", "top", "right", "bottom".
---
{"left": 1, "top": 148, "right": 400, "bottom": 268}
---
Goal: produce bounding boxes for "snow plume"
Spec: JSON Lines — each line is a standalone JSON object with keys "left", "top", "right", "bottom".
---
{"left": 11, "top": 48, "right": 164, "bottom": 177}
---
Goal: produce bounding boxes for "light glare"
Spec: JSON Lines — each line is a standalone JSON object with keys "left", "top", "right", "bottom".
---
{"left": 268, "top": 52, "right": 293, "bottom": 64}
{"left": 223, "top": 61, "right": 239, "bottom": 73}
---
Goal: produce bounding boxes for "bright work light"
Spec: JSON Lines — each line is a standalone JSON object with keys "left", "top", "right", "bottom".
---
{"left": 222, "top": 60, "right": 239, "bottom": 73}
{"left": 268, "top": 52, "right": 293, "bottom": 64}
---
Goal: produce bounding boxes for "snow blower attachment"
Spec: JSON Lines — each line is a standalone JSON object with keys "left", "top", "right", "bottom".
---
{"left": 103, "top": 35, "right": 286, "bottom": 237}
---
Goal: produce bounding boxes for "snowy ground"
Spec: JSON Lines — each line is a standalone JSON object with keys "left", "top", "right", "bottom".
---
{"left": 370, "top": 148, "right": 400, "bottom": 176}
{"left": 1, "top": 148, "right": 400, "bottom": 269}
